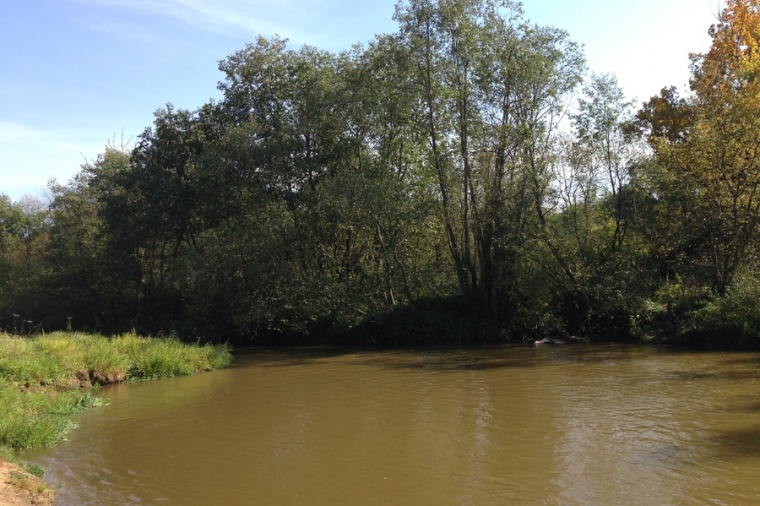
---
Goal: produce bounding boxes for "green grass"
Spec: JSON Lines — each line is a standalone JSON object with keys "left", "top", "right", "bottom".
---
{"left": 113, "top": 333, "right": 232, "bottom": 379}
{"left": 0, "top": 379, "right": 98, "bottom": 450}
{"left": 0, "top": 331, "right": 231, "bottom": 453}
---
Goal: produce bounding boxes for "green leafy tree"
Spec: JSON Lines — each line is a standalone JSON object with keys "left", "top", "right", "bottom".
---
{"left": 45, "top": 147, "right": 137, "bottom": 331}
{"left": 394, "top": 0, "right": 585, "bottom": 327}
{"left": 0, "top": 193, "right": 51, "bottom": 330}
{"left": 548, "top": 74, "right": 648, "bottom": 336}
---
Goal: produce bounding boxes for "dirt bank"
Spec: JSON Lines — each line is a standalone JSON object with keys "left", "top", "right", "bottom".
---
{"left": 0, "top": 459, "right": 53, "bottom": 506}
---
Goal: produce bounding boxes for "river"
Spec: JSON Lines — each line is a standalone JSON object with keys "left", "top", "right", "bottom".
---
{"left": 24, "top": 344, "right": 760, "bottom": 505}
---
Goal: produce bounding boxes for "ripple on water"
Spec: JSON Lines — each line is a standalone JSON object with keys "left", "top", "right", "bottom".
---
{"left": 25, "top": 345, "right": 760, "bottom": 506}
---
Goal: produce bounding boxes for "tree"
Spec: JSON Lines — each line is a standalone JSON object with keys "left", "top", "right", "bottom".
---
{"left": 0, "top": 193, "right": 51, "bottom": 330}
{"left": 547, "top": 74, "right": 649, "bottom": 336}
{"left": 44, "top": 147, "right": 138, "bottom": 331}
{"left": 644, "top": 0, "right": 760, "bottom": 294}
{"left": 394, "top": 0, "right": 585, "bottom": 324}
{"left": 572, "top": 74, "right": 640, "bottom": 254}
{"left": 0, "top": 195, "right": 26, "bottom": 325}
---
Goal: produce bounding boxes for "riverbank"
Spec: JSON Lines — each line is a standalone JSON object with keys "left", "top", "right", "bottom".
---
{"left": 0, "top": 458, "right": 53, "bottom": 506}
{"left": 0, "top": 331, "right": 232, "bottom": 501}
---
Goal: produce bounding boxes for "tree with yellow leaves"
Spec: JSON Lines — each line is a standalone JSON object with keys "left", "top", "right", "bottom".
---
{"left": 642, "top": 0, "right": 760, "bottom": 294}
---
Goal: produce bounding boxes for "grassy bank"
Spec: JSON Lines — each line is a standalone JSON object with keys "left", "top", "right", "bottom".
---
{"left": 0, "top": 331, "right": 231, "bottom": 453}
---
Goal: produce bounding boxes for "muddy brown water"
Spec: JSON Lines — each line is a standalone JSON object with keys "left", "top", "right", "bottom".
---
{"left": 24, "top": 344, "right": 760, "bottom": 505}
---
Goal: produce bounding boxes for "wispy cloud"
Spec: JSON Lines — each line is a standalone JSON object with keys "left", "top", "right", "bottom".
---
{"left": 79, "top": 16, "right": 162, "bottom": 45}
{"left": 0, "top": 122, "right": 100, "bottom": 155}
{"left": 0, "top": 122, "right": 105, "bottom": 199}
{"left": 71, "top": 0, "right": 321, "bottom": 42}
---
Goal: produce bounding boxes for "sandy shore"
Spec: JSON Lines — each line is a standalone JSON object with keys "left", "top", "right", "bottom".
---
{"left": 0, "top": 459, "right": 54, "bottom": 506}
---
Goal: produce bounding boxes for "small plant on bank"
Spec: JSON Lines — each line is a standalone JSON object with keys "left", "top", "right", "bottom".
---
{"left": 9, "top": 469, "right": 49, "bottom": 495}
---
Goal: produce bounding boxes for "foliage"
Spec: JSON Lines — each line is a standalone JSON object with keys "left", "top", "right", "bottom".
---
{"left": 637, "top": 0, "right": 760, "bottom": 295}
{"left": 681, "top": 268, "right": 760, "bottom": 349}
{"left": 2, "top": 0, "right": 760, "bottom": 348}
{"left": 0, "top": 193, "right": 50, "bottom": 332}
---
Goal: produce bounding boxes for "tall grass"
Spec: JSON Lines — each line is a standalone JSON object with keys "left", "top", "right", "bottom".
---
{"left": 0, "top": 379, "right": 103, "bottom": 450}
{"left": 0, "top": 332, "right": 231, "bottom": 452}
{"left": 114, "top": 333, "right": 232, "bottom": 379}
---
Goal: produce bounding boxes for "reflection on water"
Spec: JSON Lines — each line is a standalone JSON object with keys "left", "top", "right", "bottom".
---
{"left": 25, "top": 345, "right": 760, "bottom": 505}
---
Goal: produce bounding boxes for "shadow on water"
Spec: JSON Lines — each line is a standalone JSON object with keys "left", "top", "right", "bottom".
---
{"left": 739, "top": 401, "right": 760, "bottom": 413}
{"left": 710, "top": 426, "right": 760, "bottom": 459}
{"left": 373, "top": 351, "right": 545, "bottom": 371}
{"left": 234, "top": 344, "right": 547, "bottom": 370}
{"left": 663, "top": 370, "right": 760, "bottom": 382}
{"left": 232, "top": 346, "right": 355, "bottom": 368}
{"left": 231, "top": 343, "right": 663, "bottom": 372}
{"left": 230, "top": 343, "right": 760, "bottom": 382}
{"left": 726, "top": 353, "right": 760, "bottom": 363}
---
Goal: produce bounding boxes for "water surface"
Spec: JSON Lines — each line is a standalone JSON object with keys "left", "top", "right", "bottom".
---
{"left": 27, "top": 345, "right": 760, "bottom": 505}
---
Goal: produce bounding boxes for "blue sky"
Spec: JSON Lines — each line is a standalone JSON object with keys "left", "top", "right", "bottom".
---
{"left": 1, "top": 0, "right": 718, "bottom": 201}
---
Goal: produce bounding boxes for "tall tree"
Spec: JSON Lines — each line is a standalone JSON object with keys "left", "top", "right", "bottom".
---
{"left": 394, "top": 0, "right": 584, "bottom": 321}
{"left": 646, "top": 0, "right": 760, "bottom": 294}
{"left": 0, "top": 193, "right": 51, "bottom": 330}
{"left": 547, "top": 74, "right": 647, "bottom": 336}
{"left": 571, "top": 74, "right": 640, "bottom": 254}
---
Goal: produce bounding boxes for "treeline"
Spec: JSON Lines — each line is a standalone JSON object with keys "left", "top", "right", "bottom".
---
{"left": 3, "top": 0, "right": 760, "bottom": 347}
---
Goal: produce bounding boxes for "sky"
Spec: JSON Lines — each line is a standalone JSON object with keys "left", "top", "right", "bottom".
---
{"left": 1, "top": 0, "right": 720, "bottom": 202}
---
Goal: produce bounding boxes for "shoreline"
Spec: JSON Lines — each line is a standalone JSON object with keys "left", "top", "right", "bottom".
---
{"left": 0, "top": 331, "right": 232, "bottom": 504}
{"left": 0, "top": 458, "right": 54, "bottom": 506}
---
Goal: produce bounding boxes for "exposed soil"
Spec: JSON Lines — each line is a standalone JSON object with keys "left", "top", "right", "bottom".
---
{"left": 0, "top": 459, "right": 54, "bottom": 506}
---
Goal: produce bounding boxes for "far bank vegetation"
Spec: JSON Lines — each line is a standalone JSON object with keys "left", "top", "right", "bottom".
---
{"left": 3, "top": 0, "right": 760, "bottom": 349}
